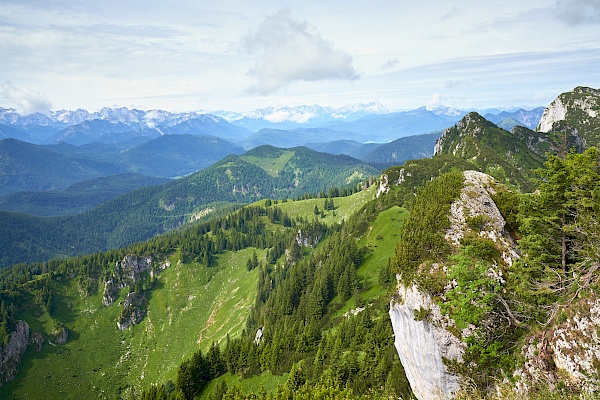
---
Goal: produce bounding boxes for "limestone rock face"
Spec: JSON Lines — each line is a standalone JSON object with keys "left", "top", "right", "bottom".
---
{"left": 117, "top": 292, "right": 146, "bottom": 330}
{"left": 103, "top": 255, "right": 152, "bottom": 307}
{"left": 536, "top": 86, "right": 600, "bottom": 146}
{"left": 376, "top": 174, "right": 389, "bottom": 198}
{"left": 295, "top": 228, "right": 322, "bottom": 248}
{"left": 537, "top": 97, "right": 568, "bottom": 133}
{"left": 0, "top": 320, "right": 29, "bottom": 386}
{"left": 390, "top": 285, "right": 463, "bottom": 400}
{"left": 538, "top": 86, "right": 600, "bottom": 133}
{"left": 389, "top": 170, "right": 518, "bottom": 399}
{"left": 516, "top": 296, "right": 600, "bottom": 393}
{"left": 446, "top": 170, "right": 518, "bottom": 267}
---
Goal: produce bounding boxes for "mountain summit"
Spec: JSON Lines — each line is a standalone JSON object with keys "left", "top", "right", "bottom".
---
{"left": 537, "top": 86, "right": 600, "bottom": 146}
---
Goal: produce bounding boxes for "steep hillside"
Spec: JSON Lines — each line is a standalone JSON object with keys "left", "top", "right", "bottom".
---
{"left": 433, "top": 112, "right": 564, "bottom": 190}
{"left": 116, "top": 134, "right": 244, "bottom": 177}
{"left": 0, "top": 174, "right": 171, "bottom": 216}
{"left": 0, "top": 185, "right": 406, "bottom": 399}
{"left": 0, "top": 146, "right": 379, "bottom": 267}
{"left": 537, "top": 86, "right": 600, "bottom": 146}
{"left": 0, "top": 138, "right": 117, "bottom": 196}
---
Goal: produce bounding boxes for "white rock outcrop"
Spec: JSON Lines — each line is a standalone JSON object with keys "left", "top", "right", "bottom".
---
{"left": 103, "top": 255, "right": 152, "bottom": 306}
{"left": 516, "top": 296, "right": 600, "bottom": 393}
{"left": 390, "top": 284, "right": 463, "bottom": 400}
{"left": 446, "top": 170, "right": 518, "bottom": 267}
{"left": 537, "top": 97, "right": 567, "bottom": 133}
{"left": 376, "top": 174, "right": 389, "bottom": 198}
{"left": 389, "top": 171, "right": 518, "bottom": 399}
{"left": 537, "top": 87, "right": 600, "bottom": 133}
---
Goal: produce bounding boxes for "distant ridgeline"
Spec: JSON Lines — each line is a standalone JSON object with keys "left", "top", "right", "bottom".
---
{"left": 0, "top": 145, "right": 379, "bottom": 267}
{"left": 0, "top": 87, "right": 599, "bottom": 399}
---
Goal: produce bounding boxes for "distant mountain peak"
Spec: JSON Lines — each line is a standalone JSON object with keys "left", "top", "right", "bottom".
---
{"left": 434, "top": 112, "right": 503, "bottom": 156}
{"left": 424, "top": 104, "right": 463, "bottom": 117}
{"left": 331, "top": 101, "right": 389, "bottom": 118}
{"left": 537, "top": 86, "right": 600, "bottom": 146}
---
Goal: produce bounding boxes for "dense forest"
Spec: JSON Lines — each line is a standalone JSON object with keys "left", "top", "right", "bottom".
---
{"left": 1, "top": 104, "right": 600, "bottom": 399}
{"left": 0, "top": 145, "right": 378, "bottom": 267}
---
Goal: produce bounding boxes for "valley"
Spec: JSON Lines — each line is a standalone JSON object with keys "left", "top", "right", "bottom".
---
{"left": 0, "top": 86, "right": 599, "bottom": 399}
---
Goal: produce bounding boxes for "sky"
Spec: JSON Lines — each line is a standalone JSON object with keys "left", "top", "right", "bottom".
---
{"left": 1, "top": 0, "right": 600, "bottom": 114}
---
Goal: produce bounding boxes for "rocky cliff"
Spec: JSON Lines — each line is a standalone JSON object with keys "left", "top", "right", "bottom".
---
{"left": 537, "top": 86, "right": 600, "bottom": 146}
{"left": 390, "top": 284, "right": 463, "bottom": 399}
{"left": 0, "top": 321, "right": 29, "bottom": 387}
{"left": 389, "top": 171, "right": 518, "bottom": 399}
{"left": 102, "top": 255, "right": 167, "bottom": 330}
{"left": 516, "top": 295, "right": 600, "bottom": 393}
{"left": 102, "top": 255, "right": 152, "bottom": 307}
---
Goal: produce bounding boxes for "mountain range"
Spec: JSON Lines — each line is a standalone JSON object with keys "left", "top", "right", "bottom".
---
{"left": 0, "top": 145, "right": 380, "bottom": 266}
{"left": 0, "top": 102, "right": 543, "bottom": 146}
{"left": 0, "top": 86, "right": 599, "bottom": 400}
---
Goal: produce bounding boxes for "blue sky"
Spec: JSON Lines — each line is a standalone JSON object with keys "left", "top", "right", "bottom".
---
{"left": 1, "top": 0, "right": 599, "bottom": 114}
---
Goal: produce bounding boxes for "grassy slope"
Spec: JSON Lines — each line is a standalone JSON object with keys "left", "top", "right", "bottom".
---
{"left": 240, "top": 150, "right": 295, "bottom": 177}
{"left": 1, "top": 187, "right": 385, "bottom": 399}
{"left": 357, "top": 206, "right": 408, "bottom": 301}
{"left": 198, "top": 194, "right": 411, "bottom": 398}
{"left": 272, "top": 185, "right": 377, "bottom": 225}
{"left": 1, "top": 249, "right": 261, "bottom": 399}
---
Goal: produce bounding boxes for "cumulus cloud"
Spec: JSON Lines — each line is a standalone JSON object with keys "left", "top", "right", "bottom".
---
{"left": 1, "top": 81, "right": 52, "bottom": 115}
{"left": 243, "top": 10, "right": 359, "bottom": 94}
{"left": 426, "top": 93, "right": 447, "bottom": 110}
{"left": 556, "top": 0, "right": 600, "bottom": 25}
{"left": 381, "top": 58, "right": 400, "bottom": 70}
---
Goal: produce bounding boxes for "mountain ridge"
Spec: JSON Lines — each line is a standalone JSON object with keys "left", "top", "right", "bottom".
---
{"left": 537, "top": 86, "right": 600, "bottom": 147}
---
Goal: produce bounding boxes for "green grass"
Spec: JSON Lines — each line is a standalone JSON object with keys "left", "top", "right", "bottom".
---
{"left": 1, "top": 187, "right": 383, "bottom": 399}
{"left": 272, "top": 185, "right": 377, "bottom": 226}
{"left": 198, "top": 371, "right": 289, "bottom": 399}
{"left": 334, "top": 205, "right": 408, "bottom": 319}
{"left": 0, "top": 248, "right": 262, "bottom": 399}
{"left": 241, "top": 151, "right": 295, "bottom": 177}
{"left": 357, "top": 206, "right": 408, "bottom": 299}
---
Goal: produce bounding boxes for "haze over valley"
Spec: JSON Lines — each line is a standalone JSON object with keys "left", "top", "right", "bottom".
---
{"left": 1, "top": 1, "right": 600, "bottom": 399}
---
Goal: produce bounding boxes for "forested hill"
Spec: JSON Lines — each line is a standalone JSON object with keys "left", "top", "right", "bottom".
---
{"left": 537, "top": 86, "right": 600, "bottom": 146}
{"left": 0, "top": 146, "right": 379, "bottom": 267}
{"left": 432, "top": 111, "right": 587, "bottom": 191}
{"left": 0, "top": 98, "right": 599, "bottom": 399}
{"left": 0, "top": 138, "right": 117, "bottom": 196}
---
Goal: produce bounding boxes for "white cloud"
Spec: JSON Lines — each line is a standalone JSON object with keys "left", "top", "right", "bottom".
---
{"left": 263, "top": 110, "right": 291, "bottom": 123}
{"left": 426, "top": 93, "right": 446, "bottom": 110}
{"left": 557, "top": 0, "right": 600, "bottom": 25}
{"left": 243, "top": 9, "right": 359, "bottom": 95}
{"left": 1, "top": 81, "right": 52, "bottom": 115}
